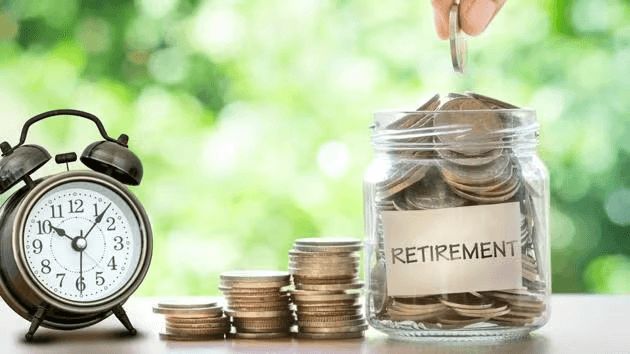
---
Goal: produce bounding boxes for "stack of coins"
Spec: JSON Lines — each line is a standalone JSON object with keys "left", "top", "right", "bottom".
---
{"left": 371, "top": 93, "right": 547, "bottom": 330}
{"left": 153, "top": 300, "right": 229, "bottom": 341}
{"left": 219, "top": 270, "right": 293, "bottom": 339}
{"left": 289, "top": 238, "right": 367, "bottom": 339}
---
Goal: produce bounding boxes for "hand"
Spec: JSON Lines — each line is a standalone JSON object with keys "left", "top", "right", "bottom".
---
{"left": 79, "top": 230, "right": 84, "bottom": 296}
{"left": 431, "top": 0, "right": 507, "bottom": 40}
{"left": 51, "top": 225, "right": 73, "bottom": 242}
{"left": 83, "top": 203, "right": 111, "bottom": 239}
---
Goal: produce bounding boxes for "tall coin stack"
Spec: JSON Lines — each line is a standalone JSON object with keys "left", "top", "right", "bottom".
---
{"left": 153, "top": 300, "right": 229, "bottom": 341}
{"left": 289, "top": 238, "right": 368, "bottom": 339}
{"left": 220, "top": 270, "right": 293, "bottom": 339}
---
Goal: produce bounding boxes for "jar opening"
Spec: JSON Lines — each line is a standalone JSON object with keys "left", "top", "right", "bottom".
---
{"left": 372, "top": 109, "right": 539, "bottom": 153}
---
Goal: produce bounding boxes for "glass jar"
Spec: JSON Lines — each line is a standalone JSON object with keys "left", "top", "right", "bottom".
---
{"left": 363, "top": 94, "right": 550, "bottom": 339}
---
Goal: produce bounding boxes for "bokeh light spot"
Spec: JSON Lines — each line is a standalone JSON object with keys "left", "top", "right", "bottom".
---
{"left": 318, "top": 141, "right": 351, "bottom": 179}
{"left": 605, "top": 189, "right": 630, "bottom": 226}
{"left": 75, "top": 17, "right": 112, "bottom": 53}
{"left": 148, "top": 47, "right": 190, "bottom": 84}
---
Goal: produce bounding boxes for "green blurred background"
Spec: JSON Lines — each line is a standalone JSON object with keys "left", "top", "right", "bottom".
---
{"left": 0, "top": 0, "right": 628, "bottom": 295}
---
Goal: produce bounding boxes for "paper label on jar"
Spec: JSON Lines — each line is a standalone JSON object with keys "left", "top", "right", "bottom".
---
{"left": 383, "top": 202, "right": 522, "bottom": 297}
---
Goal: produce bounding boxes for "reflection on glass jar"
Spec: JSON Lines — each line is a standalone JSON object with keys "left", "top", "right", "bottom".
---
{"left": 363, "top": 93, "right": 551, "bottom": 339}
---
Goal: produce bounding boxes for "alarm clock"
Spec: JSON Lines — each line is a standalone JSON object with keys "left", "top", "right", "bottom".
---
{"left": 0, "top": 110, "right": 153, "bottom": 341}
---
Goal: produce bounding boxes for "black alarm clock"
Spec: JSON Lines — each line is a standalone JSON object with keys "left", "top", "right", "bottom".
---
{"left": 0, "top": 110, "right": 153, "bottom": 341}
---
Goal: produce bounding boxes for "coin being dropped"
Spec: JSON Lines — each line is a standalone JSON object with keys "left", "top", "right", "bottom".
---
{"left": 449, "top": 3, "right": 467, "bottom": 74}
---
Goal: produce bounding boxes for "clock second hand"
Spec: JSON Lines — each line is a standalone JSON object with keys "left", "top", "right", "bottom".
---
{"left": 79, "top": 232, "right": 84, "bottom": 297}
{"left": 83, "top": 250, "right": 104, "bottom": 270}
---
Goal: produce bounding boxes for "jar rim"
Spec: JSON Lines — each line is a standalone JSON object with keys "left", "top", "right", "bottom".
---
{"left": 371, "top": 108, "right": 539, "bottom": 152}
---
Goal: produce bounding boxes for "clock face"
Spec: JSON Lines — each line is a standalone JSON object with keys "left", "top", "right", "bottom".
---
{"left": 21, "top": 181, "right": 143, "bottom": 304}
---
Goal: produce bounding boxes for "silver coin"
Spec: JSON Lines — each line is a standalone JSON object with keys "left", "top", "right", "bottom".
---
{"left": 220, "top": 270, "right": 291, "bottom": 282}
{"left": 296, "top": 282, "right": 364, "bottom": 292}
{"left": 294, "top": 331, "right": 364, "bottom": 340}
{"left": 294, "top": 238, "right": 362, "bottom": 247}
{"left": 436, "top": 146, "right": 503, "bottom": 167}
{"left": 165, "top": 323, "right": 230, "bottom": 336}
{"left": 226, "top": 310, "right": 292, "bottom": 318}
{"left": 289, "top": 250, "right": 358, "bottom": 258}
{"left": 466, "top": 92, "right": 519, "bottom": 109}
{"left": 376, "top": 164, "right": 431, "bottom": 200}
{"left": 440, "top": 293, "right": 494, "bottom": 310}
{"left": 385, "top": 94, "right": 440, "bottom": 130}
{"left": 299, "top": 319, "right": 366, "bottom": 329}
{"left": 402, "top": 170, "right": 467, "bottom": 210}
{"left": 153, "top": 306, "right": 224, "bottom": 317}
{"left": 292, "top": 293, "right": 360, "bottom": 302}
{"left": 159, "top": 332, "right": 225, "bottom": 341}
{"left": 300, "top": 324, "right": 368, "bottom": 334}
{"left": 219, "top": 286, "right": 284, "bottom": 294}
{"left": 230, "top": 332, "right": 290, "bottom": 339}
{"left": 289, "top": 269, "right": 358, "bottom": 277}
{"left": 292, "top": 274, "right": 358, "bottom": 282}
{"left": 166, "top": 316, "right": 230, "bottom": 325}
{"left": 157, "top": 299, "right": 218, "bottom": 310}
{"left": 292, "top": 244, "right": 363, "bottom": 253}
{"left": 220, "top": 281, "right": 290, "bottom": 289}
{"left": 449, "top": 4, "right": 467, "bottom": 74}
{"left": 436, "top": 97, "right": 502, "bottom": 156}
{"left": 298, "top": 313, "right": 363, "bottom": 321}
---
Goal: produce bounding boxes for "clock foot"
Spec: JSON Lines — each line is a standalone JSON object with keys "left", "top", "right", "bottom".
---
{"left": 113, "top": 305, "right": 137, "bottom": 336}
{"left": 25, "top": 305, "right": 48, "bottom": 342}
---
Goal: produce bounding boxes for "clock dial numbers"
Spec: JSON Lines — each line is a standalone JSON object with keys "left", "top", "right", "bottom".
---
{"left": 22, "top": 181, "right": 143, "bottom": 303}
{"left": 68, "top": 199, "right": 84, "bottom": 214}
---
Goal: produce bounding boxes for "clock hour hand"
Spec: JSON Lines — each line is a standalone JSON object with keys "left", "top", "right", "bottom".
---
{"left": 83, "top": 203, "right": 112, "bottom": 239}
{"left": 51, "top": 226, "right": 73, "bottom": 242}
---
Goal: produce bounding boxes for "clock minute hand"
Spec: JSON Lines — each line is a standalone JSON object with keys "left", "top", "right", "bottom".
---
{"left": 83, "top": 203, "right": 112, "bottom": 239}
{"left": 51, "top": 226, "right": 73, "bottom": 242}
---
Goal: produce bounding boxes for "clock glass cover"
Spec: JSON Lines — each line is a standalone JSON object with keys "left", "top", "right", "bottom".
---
{"left": 21, "top": 181, "right": 143, "bottom": 304}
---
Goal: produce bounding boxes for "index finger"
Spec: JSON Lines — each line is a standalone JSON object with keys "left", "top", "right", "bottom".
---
{"left": 431, "top": 0, "right": 454, "bottom": 40}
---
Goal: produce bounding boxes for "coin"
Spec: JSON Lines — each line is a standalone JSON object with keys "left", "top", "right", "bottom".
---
{"left": 292, "top": 244, "right": 363, "bottom": 253}
{"left": 294, "top": 332, "right": 365, "bottom": 340}
{"left": 298, "top": 314, "right": 363, "bottom": 323}
{"left": 300, "top": 324, "right": 368, "bottom": 333}
{"left": 298, "top": 319, "right": 366, "bottom": 328}
{"left": 220, "top": 281, "right": 289, "bottom": 289}
{"left": 159, "top": 332, "right": 225, "bottom": 341}
{"left": 166, "top": 316, "right": 229, "bottom": 325}
{"left": 295, "top": 238, "right": 362, "bottom": 247}
{"left": 449, "top": 3, "right": 467, "bottom": 73}
{"left": 166, "top": 325, "right": 230, "bottom": 336}
{"left": 296, "top": 282, "right": 364, "bottom": 291}
{"left": 220, "top": 270, "right": 291, "bottom": 282}
{"left": 230, "top": 332, "right": 290, "bottom": 339}
{"left": 225, "top": 310, "right": 291, "bottom": 318}
{"left": 153, "top": 305, "right": 224, "bottom": 317}
{"left": 157, "top": 300, "right": 218, "bottom": 309}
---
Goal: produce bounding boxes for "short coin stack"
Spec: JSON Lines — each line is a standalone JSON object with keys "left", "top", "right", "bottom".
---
{"left": 220, "top": 270, "right": 293, "bottom": 339}
{"left": 153, "top": 300, "right": 229, "bottom": 341}
{"left": 289, "top": 238, "right": 367, "bottom": 339}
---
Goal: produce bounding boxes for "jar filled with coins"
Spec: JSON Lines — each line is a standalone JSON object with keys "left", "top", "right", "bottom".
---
{"left": 363, "top": 93, "right": 550, "bottom": 339}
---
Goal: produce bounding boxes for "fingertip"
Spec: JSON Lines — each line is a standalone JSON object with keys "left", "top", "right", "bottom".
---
{"left": 432, "top": 0, "right": 453, "bottom": 40}
{"left": 460, "top": 0, "right": 497, "bottom": 37}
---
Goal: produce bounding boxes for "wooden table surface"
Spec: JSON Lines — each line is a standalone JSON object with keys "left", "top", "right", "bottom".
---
{"left": 1, "top": 295, "right": 628, "bottom": 354}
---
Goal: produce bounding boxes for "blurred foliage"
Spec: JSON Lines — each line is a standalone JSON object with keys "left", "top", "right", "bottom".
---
{"left": 0, "top": 0, "right": 628, "bottom": 295}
